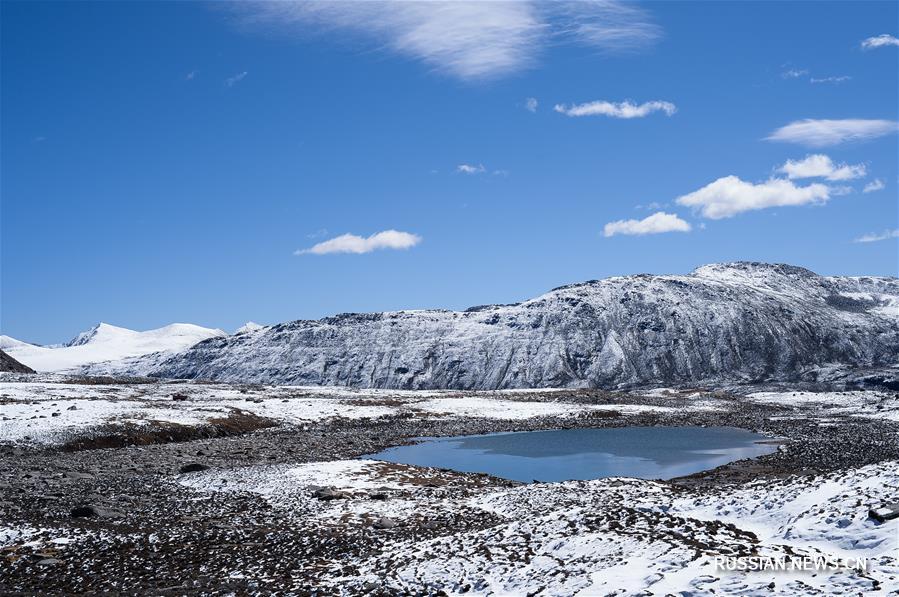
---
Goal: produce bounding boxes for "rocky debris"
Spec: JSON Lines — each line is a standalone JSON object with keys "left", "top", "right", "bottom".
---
{"left": 70, "top": 505, "right": 124, "bottom": 518}
{"left": 178, "top": 463, "right": 209, "bottom": 474}
{"left": 0, "top": 349, "right": 34, "bottom": 374}
{"left": 171, "top": 393, "right": 188, "bottom": 401}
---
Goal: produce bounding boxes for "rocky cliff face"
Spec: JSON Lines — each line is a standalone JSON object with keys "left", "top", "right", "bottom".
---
{"left": 82, "top": 263, "right": 899, "bottom": 389}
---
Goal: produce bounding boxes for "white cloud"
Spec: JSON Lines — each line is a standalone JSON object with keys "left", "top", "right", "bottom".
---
{"left": 554, "top": 100, "right": 676, "bottom": 118}
{"left": 863, "top": 178, "right": 885, "bottom": 193}
{"left": 776, "top": 154, "right": 866, "bottom": 181}
{"left": 233, "top": 1, "right": 659, "bottom": 81}
{"left": 296, "top": 230, "right": 421, "bottom": 255}
{"left": 853, "top": 229, "right": 898, "bottom": 243}
{"left": 861, "top": 34, "right": 899, "bottom": 50}
{"left": 456, "top": 163, "right": 486, "bottom": 174}
{"left": 226, "top": 71, "right": 248, "bottom": 87}
{"left": 602, "top": 211, "right": 691, "bottom": 237}
{"left": 809, "top": 75, "right": 851, "bottom": 84}
{"left": 185, "top": 70, "right": 198, "bottom": 81}
{"left": 766, "top": 118, "right": 898, "bottom": 147}
{"left": 524, "top": 97, "right": 538, "bottom": 112}
{"left": 676, "top": 176, "right": 831, "bottom": 220}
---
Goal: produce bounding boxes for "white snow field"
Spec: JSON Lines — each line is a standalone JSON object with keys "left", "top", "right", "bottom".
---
{"left": 1, "top": 322, "right": 225, "bottom": 372}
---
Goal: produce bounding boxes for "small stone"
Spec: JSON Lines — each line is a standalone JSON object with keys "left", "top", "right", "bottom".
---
{"left": 179, "top": 463, "right": 210, "bottom": 474}
{"left": 372, "top": 517, "right": 398, "bottom": 529}
{"left": 312, "top": 487, "right": 347, "bottom": 501}
{"left": 37, "top": 558, "right": 62, "bottom": 566}
{"left": 172, "top": 393, "right": 188, "bottom": 401}
{"left": 70, "top": 505, "right": 124, "bottom": 518}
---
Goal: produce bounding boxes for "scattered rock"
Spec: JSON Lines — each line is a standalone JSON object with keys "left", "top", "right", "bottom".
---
{"left": 70, "top": 505, "right": 124, "bottom": 518}
{"left": 312, "top": 487, "right": 347, "bottom": 501}
{"left": 172, "top": 393, "right": 188, "bottom": 401}
{"left": 372, "top": 517, "right": 398, "bottom": 529}
{"left": 37, "top": 558, "right": 62, "bottom": 566}
{"left": 179, "top": 463, "right": 210, "bottom": 474}
{"left": 869, "top": 503, "right": 899, "bottom": 522}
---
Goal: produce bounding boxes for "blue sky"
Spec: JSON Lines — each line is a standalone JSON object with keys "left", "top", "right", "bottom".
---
{"left": 2, "top": 1, "right": 897, "bottom": 344}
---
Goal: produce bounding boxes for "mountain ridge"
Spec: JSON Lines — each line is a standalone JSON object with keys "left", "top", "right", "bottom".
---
{"left": 79, "top": 262, "right": 899, "bottom": 389}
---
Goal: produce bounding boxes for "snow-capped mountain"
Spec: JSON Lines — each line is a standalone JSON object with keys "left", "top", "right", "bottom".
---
{"left": 81, "top": 263, "right": 899, "bottom": 389}
{"left": 3, "top": 322, "right": 226, "bottom": 373}
{"left": 234, "top": 322, "right": 265, "bottom": 335}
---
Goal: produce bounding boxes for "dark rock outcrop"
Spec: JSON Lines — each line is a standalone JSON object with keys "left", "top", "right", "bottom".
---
{"left": 0, "top": 349, "right": 34, "bottom": 373}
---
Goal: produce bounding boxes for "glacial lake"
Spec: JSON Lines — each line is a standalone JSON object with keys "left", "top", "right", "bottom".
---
{"left": 364, "top": 426, "right": 778, "bottom": 483}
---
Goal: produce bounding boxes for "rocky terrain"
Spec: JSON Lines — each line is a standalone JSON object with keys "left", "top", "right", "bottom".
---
{"left": 79, "top": 262, "right": 899, "bottom": 390}
{"left": 1, "top": 373, "right": 897, "bottom": 595}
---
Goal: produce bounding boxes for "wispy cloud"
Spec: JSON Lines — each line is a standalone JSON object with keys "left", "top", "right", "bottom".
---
{"left": 676, "top": 176, "right": 831, "bottom": 220}
{"left": 853, "top": 229, "right": 898, "bottom": 243}
{"left": 524, "top": 97, "right": 538, "bottom": 113}
{"left": 185, "top": 70, "right": 198, "bottom": 81}
{"left": 809, "top": 75, "right": 851, "bottom": 84}
{"left": 554, "top": 99, "right": 676, "bottom": 118}
{"left": 634, "top": 201, "right": 666, "bottom": 210}
{"left": 861, "top": 34, "right": 899, "bottom": 50}
{"left": 781, "top": 68, "right": 808, "bottom": 79}
{"left": 296, "top": 230, "right": 421, "bottom": 255}
{"left": 457, "top": 163, "right": 486, "bottom": 174}
{"left": 232, "top": 1, "right": 660, "bottom": 81}
{"left": 306, "top": 228, "right": 329, "bottom": 239}
{"left": 603, "top": 211, "right": 691, "bottom": 237}
{"left": 863, "top": 178, "right": 885, "bottom": 193}
{"left": 776, "top": 154, "right": 866, "bottom": 181}
{"left": 226, "top": 71, "right": 248, "bottom": 87}
{"left": 766, "top": 118, "right": 898, "bottom": 147}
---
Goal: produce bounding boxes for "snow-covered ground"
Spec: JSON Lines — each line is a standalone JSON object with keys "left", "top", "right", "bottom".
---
{"left": 2, "top": 378, "right": 895, "bottom": 446}
{"left": 0, "top": 379, "right": 702, "bottom": 445}
{"left": 746, "top": 390, "right": 899, "bottom": 422}
{"left": 179, "top": 458, "right": 899, "bottom": 595}
{"left": 1, "top": 377, "right": 897, "bottom": 594}
{"left": 1, "top": 322, "right": 225, "bottom": 372}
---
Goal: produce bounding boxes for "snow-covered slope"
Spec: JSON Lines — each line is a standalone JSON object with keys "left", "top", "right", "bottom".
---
{"left": 82, "top": 262, "right": 899, "bottom": 389}
{"left": 4, "top": 323, "right": 226, "bottom": 373}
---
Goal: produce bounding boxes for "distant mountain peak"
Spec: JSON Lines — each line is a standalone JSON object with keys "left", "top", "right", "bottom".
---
{"left": 5, "top": 322, "right": 226, "bottom": 373}
{"left": 66, "top": 322, "right": 137, "bottom": 347}
{"left": 235, "top": 322, "right": 264, "bottom": 335}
